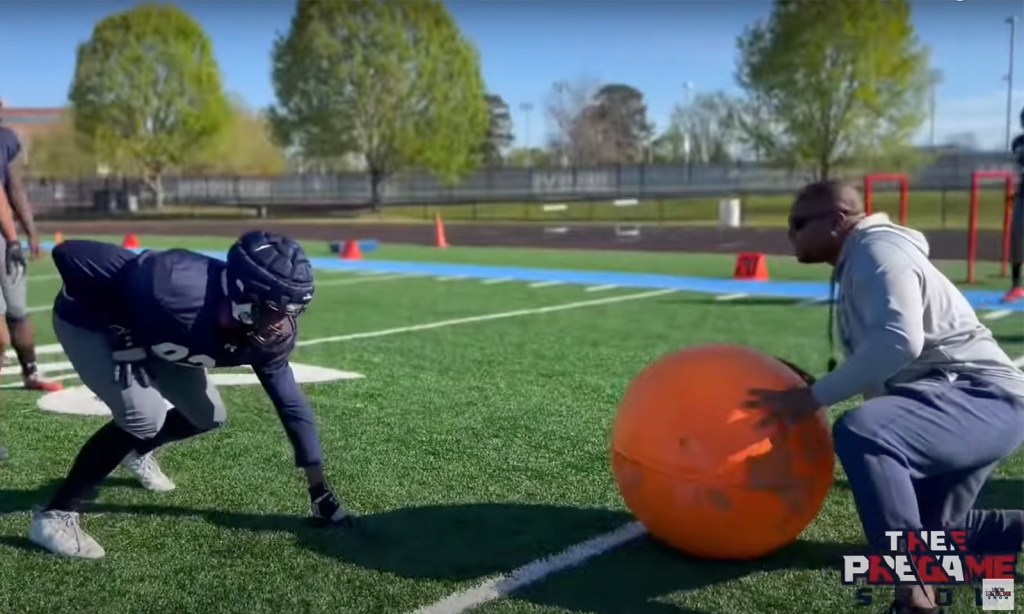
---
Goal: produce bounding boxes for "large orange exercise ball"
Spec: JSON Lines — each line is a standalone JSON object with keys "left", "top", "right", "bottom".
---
{"left": 610, "top": 343, "right": 834, "bottom": 561}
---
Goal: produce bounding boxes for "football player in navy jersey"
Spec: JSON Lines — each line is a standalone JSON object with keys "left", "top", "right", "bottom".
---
{"left": 29, "top": 231, "right": 352, "bottom": 559}
{"left": 0, "top": 109, "right": 62, "bottom": 393}
{"left": 1005, "top": 106, "right": 1024, "bottom": 303}
{"left": 0, "top": 176, "right": 26, "bottom": 462}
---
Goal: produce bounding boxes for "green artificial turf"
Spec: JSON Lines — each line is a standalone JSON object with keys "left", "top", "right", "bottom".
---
{"left": 0, "top": 237, "right": 1020, "bottom": 614}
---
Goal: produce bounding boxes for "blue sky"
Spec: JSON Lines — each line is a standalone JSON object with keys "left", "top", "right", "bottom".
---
{"left": 1, "top": 0, "right": 1021, "bottom": 151}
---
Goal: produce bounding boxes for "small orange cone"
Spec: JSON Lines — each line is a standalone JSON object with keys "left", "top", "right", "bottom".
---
{"left": 54, "top": 231, "right": 64, "bottom": 245}
{"left": 434, "top": 213, "right": 448, "bottom": 248}
{"left": 733, "top": 252, "right": 769, "bottom": 281}
{"left": 340, "top": 240, "right": 362, "bottom": 260}
{"left": 122, "top": 233, "right": 139, "bottom": 249}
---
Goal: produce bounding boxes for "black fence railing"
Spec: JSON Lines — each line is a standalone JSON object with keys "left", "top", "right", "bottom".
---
{"left": 25, "top": 150, "right": 1018, "bottom": 214}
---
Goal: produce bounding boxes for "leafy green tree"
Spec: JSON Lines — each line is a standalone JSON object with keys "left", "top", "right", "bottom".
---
{"left": 20, "top": 112, "right": 99, "bottom": 179}
{"left": 269, "top": 0, "right": 490, "bottom": 207}
{"left": 184, "top": 95, "right": 288, "bottom": 176}
{"left": 69, "top": 2, "right": 231, "bottom": 205}
{"left": 478, "top": 93, "right": 513, "bottom": 166}
{"left": 735, "top": 0, "right": 930, "bottom": 179}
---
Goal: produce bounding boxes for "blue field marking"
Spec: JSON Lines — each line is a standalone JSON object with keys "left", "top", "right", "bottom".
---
{"left": 40, "top": 241, "right": 1024, "bottom": 313}
{"left": 299, "top": 257, "right": 1024, "bottom": 313}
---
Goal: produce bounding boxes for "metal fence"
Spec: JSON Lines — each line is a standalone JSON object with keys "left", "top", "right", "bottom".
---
{"left": 25, "top": 150, "right": 1018, "bottom": 214}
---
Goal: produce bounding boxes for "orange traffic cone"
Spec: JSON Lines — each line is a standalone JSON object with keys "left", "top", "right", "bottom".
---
{"left": 122, "top": 233, "right": 139, "bottom": 249}
{"left": 434, "top": 213, "right": 448, "bottom": 248}
{"left": 733, "top": 252, "right": 769, "bottom": 281}
{"left": 340, "top": 240, "right": 362, "bottom": 260}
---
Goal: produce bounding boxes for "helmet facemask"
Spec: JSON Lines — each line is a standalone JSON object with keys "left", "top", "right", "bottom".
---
{"left": 223, "top": 271, "right": 310, "bottom": 348}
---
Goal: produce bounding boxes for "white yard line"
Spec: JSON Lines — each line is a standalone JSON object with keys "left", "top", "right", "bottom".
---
{"left": 584, "top": 284, "right": 617, "bottom": 292}
{"left": 481, "top": 279, "right": 513, "bottom": 285}
{"left": 528, "top": 281, "right": 562, "bottom": 288}
{"left": 12, "top": 290, "right": 674, "bottom": 359}
{"left": 435, "top": 276, "right": 468, "bottom": 282}
{"left": 714, "top": 293, "right": 747, "bottom": 302}
{"left": 410, "top": 521, "right": 647, "bottom": 614}
{"left": 315, "top": 274, "right": 410, "bottom": 287}
{"left": 295, "top": 289, "right": 675, "bottom": 348}
{"left": 982, "top": 309, "right": 1012, "bottom": 321}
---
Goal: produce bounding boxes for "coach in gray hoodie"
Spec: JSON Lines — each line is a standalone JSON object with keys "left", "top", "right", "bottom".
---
{"left": 750, "top": 180, "right": 1024, "bottom": 614}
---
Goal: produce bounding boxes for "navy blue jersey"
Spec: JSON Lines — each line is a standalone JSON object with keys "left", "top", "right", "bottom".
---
{"left": 52, "top": 239, "right": 323, "bottom": 468}
{"left": 0, "top": 127, "right": 20, "bottom": 193}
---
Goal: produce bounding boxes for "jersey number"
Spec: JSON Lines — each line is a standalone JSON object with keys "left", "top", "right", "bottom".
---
{"left": 150, "top": 342, "right": 218, "bottom": 368}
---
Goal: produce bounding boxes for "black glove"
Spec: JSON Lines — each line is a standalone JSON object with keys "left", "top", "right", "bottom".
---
{"left": 309, "top": 483, "right": 354, "bottom": 527}
{"left": 775, "top": 356, "right": 817, "bottom": 385}
{"left": 109, "top": 325, "right": 152, "bottom": 388}
{"left": 5, "top": 239, "right": 25, "bottom": 277}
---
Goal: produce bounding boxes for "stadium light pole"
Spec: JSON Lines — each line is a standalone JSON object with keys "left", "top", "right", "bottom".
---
{"left": 1006, "top": 15, "right": 1018, "bottom": 151}
{"left": 519, "top": 102, "right": 533, "bottom": 165}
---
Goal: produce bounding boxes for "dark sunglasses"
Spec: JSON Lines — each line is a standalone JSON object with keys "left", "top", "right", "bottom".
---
{"left": 789, "top": 211, "right": 835, "bottom": 232}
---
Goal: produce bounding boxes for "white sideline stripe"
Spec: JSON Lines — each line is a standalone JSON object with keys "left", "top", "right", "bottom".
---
{"left": 295, "top": 289, "right": 675, "bottom": 348}
{"left": 481, "top": 278, "right": 512, "bottom": 285}
{"left": 410, "top": 521, "right": 647, "bottom": 614}
{"left": 315, "top": 274, "right": 409, "bottom": 287}
{"left": 27, "top": 274, "right": 61, "bottom": 282}
{"left": 529, "top": 281, "right": 562, "bottom": 288}
{"left": 584, "top": 284, "right": 617, "bottom": 292}
{"left": 982, "top": 309, "right": 1012, "bottom": 321}
{"left": 27, "top": 305, "right": 52, "bottom": 314}
{"left": 10, "top": 290, "right": 675, "bottom": 359}
{"left": 715, "top": 293, "right": 747, "bottom": 302}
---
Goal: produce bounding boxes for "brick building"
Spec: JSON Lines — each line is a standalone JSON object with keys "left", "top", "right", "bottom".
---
{"left": 0, "top": 104, "right": 66, "bottom": 164}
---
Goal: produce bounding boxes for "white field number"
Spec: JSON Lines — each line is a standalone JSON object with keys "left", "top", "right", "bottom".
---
{"left": 2, "top": 343, "right": 363, "bottom": 417}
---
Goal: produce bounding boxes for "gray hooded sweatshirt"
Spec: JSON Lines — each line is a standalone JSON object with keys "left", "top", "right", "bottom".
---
{"left": 809, "top": 213, "right": 1024, "bottom": 407}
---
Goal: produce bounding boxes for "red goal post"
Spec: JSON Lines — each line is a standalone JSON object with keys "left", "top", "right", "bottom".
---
{"left": 967, "top": 170, "right": 1016, "bottom": 285}
{"left": 863, "top": 173, "right": 910, "bottom": 225}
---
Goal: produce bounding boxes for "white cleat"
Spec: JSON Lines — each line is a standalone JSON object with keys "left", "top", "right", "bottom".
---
{"left": 28, "top": 508, "right": 105, "bottom": 559}
{"left": 120, "top": 451, "right": 176, "bottom": 492}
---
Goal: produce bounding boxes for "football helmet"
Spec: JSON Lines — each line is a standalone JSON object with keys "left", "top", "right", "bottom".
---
{"left": 224, "top": 230, "right": 314, "bottom": 346}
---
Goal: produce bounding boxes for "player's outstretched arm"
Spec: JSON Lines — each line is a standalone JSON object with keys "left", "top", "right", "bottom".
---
{"left": 253, "top": 356, "right": 353, "bottom": 527}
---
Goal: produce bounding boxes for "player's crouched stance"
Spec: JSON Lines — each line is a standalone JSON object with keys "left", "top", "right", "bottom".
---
{"left": 28, "top": 231, "right": 352, "bottom": 559}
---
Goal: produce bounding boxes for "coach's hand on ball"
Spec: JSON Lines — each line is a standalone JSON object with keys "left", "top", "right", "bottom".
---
{"left": 745, "top": 386, "right": 823, "bottom": 429}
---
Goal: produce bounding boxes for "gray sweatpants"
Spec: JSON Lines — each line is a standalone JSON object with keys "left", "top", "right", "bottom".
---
{"left": 0, "top": 245, "right": 27, "bottom": 319}
{"left": 1011, "top": 187, "right": 1023, "bottom": 265}
{"left": 53, "top": 314, "right": 226, "bottom": 439}
{"left": 833, "top": 371, "right": 1024, "bottom": 553}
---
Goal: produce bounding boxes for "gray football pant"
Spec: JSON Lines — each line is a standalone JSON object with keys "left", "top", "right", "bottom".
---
{"left": 0, "top": 245, "right": 27, "bottom": 319}
{"left": 833, "top": 372, "right": 1024, "bottom": 554}
{"left": 53, "top": 314, "right": 226, "bottom": 439}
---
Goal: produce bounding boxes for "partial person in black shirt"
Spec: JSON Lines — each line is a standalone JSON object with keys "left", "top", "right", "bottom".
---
{"left": 1005, "top": 106, "right": 1024, "bottom": 303}
{"left": 29, "top": 231, "right": 352, "bottom": 559}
